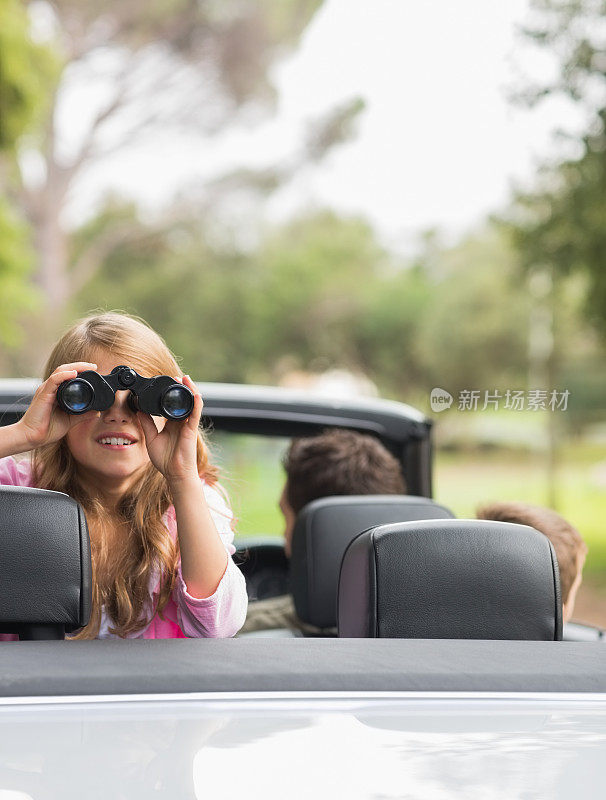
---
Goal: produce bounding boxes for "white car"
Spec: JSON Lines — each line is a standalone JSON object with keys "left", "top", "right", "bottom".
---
{"left": 1, "top": 381, "right": 605, "bottom": 799}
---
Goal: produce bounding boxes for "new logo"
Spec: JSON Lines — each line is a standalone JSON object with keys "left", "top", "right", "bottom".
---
{"left": 430, "top": 388, "right": 453, "bottom": 413}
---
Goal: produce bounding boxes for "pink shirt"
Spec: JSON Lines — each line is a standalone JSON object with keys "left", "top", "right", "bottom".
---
{"left": 0, "top": 455, "right": 248, "bottom": 640}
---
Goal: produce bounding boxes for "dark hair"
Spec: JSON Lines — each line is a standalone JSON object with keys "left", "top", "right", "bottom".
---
{"left": 476, "top": 501, "right": 587, "bottom": 604}
{"left": 283, "top": 429, "right": 406, "bottom": 514}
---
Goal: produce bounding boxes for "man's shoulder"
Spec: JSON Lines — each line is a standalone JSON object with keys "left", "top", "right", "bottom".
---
{"left": 247, "top": 593, "right": 296, "bottom": 619}
{"left": 240, "top": 594, "right": 337, "bottom": 637}
{"left": 240, "top": 594, "right": 296, "bottom": 633}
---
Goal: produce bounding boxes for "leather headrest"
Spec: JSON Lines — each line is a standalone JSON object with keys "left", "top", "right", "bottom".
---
{"left": 337, "top": 519, "right": 562, "bottom": 640}
{"left": 290, "top": 495, "right": 454, "bottom": 630}
{"left": 0, "top": 486, "right": 92, "bottom": 639}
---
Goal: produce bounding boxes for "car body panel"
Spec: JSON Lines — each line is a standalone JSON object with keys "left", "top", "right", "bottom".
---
{"left": 1, "top": 692, "right": 606, "bottom": 799}
{"left": 1, "top": 382, "right": 604, "bottom": 797}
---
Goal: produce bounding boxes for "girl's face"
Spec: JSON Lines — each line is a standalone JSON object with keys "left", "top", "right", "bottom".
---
{"left": 64, "top": 351, "right": 165, "bottom": 497}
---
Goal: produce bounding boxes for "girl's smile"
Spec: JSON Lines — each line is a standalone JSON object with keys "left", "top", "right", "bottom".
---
{"left": 95, "top": 431, "right": 138, "bottom": 449}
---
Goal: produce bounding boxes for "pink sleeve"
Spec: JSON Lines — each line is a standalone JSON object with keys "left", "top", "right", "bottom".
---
{"left": 168, "top": 482, "right": 248, "bottom": 638}
{"left": 0, "top": 456, "right": 35, "bottom": 488}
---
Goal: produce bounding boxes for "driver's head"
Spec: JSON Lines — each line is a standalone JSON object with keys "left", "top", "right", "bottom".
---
{"left": 476, "top": 501, "right": 587, "bottom": 622}
{"left": 279, "top": 429, "right": 406, "bottom": 558}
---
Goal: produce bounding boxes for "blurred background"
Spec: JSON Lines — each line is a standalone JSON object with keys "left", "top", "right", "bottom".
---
{"left": 1, "top": 0, "right": 605, "bottom": 621}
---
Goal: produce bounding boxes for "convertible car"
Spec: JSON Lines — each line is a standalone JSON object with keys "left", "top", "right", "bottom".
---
{"left": 1, "top": 380, "right": 605, "bottom": 799}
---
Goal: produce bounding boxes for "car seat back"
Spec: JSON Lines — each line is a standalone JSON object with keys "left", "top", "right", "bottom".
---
{"left": 0, "top": 486, "right": 92, "bottom": 640}
{"left": 337, "top": 519, "right": 562, "bottom": 640}
{"left": 290, "top": 495, "right": 454, "bottom": 630}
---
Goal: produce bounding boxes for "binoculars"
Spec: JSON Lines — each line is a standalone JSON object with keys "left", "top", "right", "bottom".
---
{"left": 56, "top": 366, "right": 195, "bottom": 421}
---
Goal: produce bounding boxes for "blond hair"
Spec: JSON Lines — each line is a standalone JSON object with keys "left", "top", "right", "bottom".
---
{"left": 32, "top": 311, "right": 219, "bottom": 638}
{"left": 476, "top": 501, "right": 587, "bottom": 605}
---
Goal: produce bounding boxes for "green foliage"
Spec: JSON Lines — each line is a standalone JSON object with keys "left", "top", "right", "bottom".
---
{"left": 69, "top": 201, "right": 254, "bottom": 380}
{"left": 0, "top": 200, "right": 40, "bottom": 348}
{"left": 352, "top": 264, "right": 432, "bottom": 396}
{"left": 354, "top": 227, "right": 536, "bottom": 400}
{"left": 415, "top": 230, "right": 531, "bottom": 396}
{"left": 246, "top": 211, "right": 384, "bottom": 375}
{"left": 71, "top": 208, "right": 383, "bottom": 382}
{"left": 518, "top": 0, "right": 606, "bottom": 112}
{"left": 2, "top": 0, "right": 344, "bottom": 361}
{"left": 506, "top": 115, "right": 606, "bottom": 336}
{"left": 72, "top": 203, "right": 595, "bottom": 410}
{"left": 506, "top": 0, "right": 606, "bottom": 336}
{"left": 0, "top": 0, "right": 58, "bottom": 151}
{"left": 0, "top": 1, "right": 53, "bottom": 352}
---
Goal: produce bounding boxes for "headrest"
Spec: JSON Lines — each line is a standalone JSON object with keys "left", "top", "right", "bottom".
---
{"left": 290, "top": 495, "right": 454, "bottom": 630}
{"left": 337, "top": 520, "right": 562, "bottom": 640}
{"left": 0, "top": 486, "right": 92, "bottom": 639}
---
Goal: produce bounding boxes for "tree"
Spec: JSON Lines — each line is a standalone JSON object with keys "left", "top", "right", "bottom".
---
{"left": 68, "top": 198, "right": 255, "bottom": 382}
{"left": 247, "top": 211, "right": 387, "bottom": 381}
{"left": 8, "top": 0, "right": 366, "bottom": 353}
{"left": 69, "top": 206, "right": 557, "bottom": 407}
{"left": 505, "top": 0, "right": 606, "bottom": 336}
{"left": 0, "top": 0, "right": 55, "bottom": 362}
{"left": 0, "top": 0, "right": 55, "bottom": 150}
{"left": 68, "top": 207, "right": 385, "bottom": 384}
{"left": 514, "top": 0, "right": 606, "bottom": 118}
{"left": 411, "top": 228, "right": 532, "bottom": 399}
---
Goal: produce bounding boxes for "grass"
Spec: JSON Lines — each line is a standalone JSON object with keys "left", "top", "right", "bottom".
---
{"left": 434, "top": 443, "right": 606, "bottom": 574}
{"left": 209, "top": 432, "right": 288, "bottom": 539}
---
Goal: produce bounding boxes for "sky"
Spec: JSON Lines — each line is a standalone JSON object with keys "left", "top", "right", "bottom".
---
{"left": 63, "top": 0, "right": 583, "bottom": 253}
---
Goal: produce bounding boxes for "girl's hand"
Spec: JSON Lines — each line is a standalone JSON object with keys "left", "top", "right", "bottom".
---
{"left": 136, "top": 375, "right": 203, "bottom": 486}
{"left": 18, "top": 362, "right": 100, "bottom": 448}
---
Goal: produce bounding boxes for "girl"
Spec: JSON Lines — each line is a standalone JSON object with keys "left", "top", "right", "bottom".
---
{"left": 0, "top": 312, "right": 248, "bottom": 640}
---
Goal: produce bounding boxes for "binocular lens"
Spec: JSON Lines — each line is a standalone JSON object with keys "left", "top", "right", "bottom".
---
{"left": 61, "top": 379, "right": 94, "bottom": 413}
{"left": 161, "top": 386, "right": 194, "bottom": 420}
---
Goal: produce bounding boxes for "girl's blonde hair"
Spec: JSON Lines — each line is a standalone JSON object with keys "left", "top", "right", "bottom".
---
{"left": 32, "top": 311, "right": 219, "bottom": 639}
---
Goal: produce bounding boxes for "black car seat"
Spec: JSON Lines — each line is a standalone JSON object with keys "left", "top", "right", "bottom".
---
{"left": 0, "top": 486, "right": 92, "bottom": 640}
{"left": 290, "top": 495, "right": 454, "bottom": 633}
{"left": 234, "top": 537, "right": 290, "bottom": 601}
{"left": 338, "top": 519, "right": 562, "bottom": 640}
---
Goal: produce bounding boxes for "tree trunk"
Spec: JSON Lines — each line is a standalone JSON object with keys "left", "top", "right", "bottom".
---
{"left": 36, "top": 195, "right": 70, "bottom": 312}
{"left": 17, "top": 153, "right": 72, "bottom": 374}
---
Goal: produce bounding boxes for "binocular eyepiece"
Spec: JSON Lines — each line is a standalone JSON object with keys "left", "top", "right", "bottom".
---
{"left": 56, "top": 366, "right": 195, "bottom": 421}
